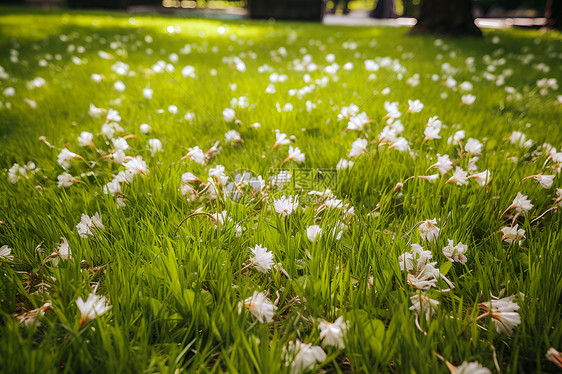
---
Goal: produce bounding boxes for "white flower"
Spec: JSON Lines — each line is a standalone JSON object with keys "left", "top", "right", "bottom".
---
{"left": 113, "top": 80, "right": 125, "bottom": 92}
{"left": 455, "top": 361, "right": 492, "bottom": 374}
{"left": 181, "top": 65, "right": 196, "bottom": 78}
{"left": 230, "top": 96, "right": 249, "bottom": 109}
{"left": 91, "top": 73, "right": 103, "bottom": 82}
{"left": 336, "top": 158, "right": 354, "bottom": 170}
{"left": 446, "top": 167, "right": 468, "bottom": 186}
{"left": 419, "top": 219, "right": 440, "bottom": 242}
{"left": 460, "top": 81, "right": 473, "bottom": 91}
{"left": 461, "top": 94, "right": 476, "bottom": 105}
{"left": 0, "top": 245, "right": 13, "bottom": 261}
{"left": 429, "top": 154, "right": 453, "bottom": 176}
{"left": 399, "top": 243, "right": 432, "bottom": 272}
{"left": 57, "top": 173, "right": 75, "bottom": 188}
{"left": 273, "top": 131, "right": 290, "bottom": 149}
{"left": 225, "top": 130, "right": 241, "bottom": 144}
{"left": 103, "top": 180, "right": 122, "bottom": 196}
{"left": 270, "top": 170, "right": 292, "bottom": 189}
{"left": 3, "top": 87, "right": 15, "bottom": 96}
{"left": 184, "top": 112, "right": 195, "bottom": 122}
{"left": 442, "top": 239, "right": 468, "bottom": 264}
{"left": 507, "top": 192, "right": 533, "bottom": 214}
{"left": 76, "top": 293, "right": 111, "bottom": 327}
{"left": 409, "top": 294, "right": 439, "bottom": 321}
{"left": 8, "top": 163, "right": 23, "bottom": 184}
{"left": 140, "top": 123, "right": 152, "bottom": 134}
{"left": 318, "top": 317, "right": 347, "bottom": 349}
{"left": 546, "top": 348, "right": 562, "bottom": 369}
{"left": 77, "top": 132, "right": 94, "bottom": 147}
{"left": 346, "top": 112, "right": 369, "bottom": 131}
{"left": 209, "top": 165, "right": 228, "bottom": 184}
{"left": 249, "top": 244, "right": 274, "bottom": 273}
{"left": 500, "top": 224, "right": 525, "bottom": 244}
{"left": 337, "top": 103, "right": 359, "bottom": 121}
{"left": 465, "top": 138, "right": 483, "bottom": 156}
{"left": 142, "top": 88, "right": 153, "bottom": 99}
{"left": 106, "top": 109, "right": 121, "bottom": 123}
{"left": 470, "top": 170, "right": 491, "bottom": 187}
{"left": 181, "top": 172, "right": 201, "bottom": 184}
{"left": 274, "top": 195, "right": 299, "bottom": 216}
{"left": 76, "top": 213, "right": 104, "bottom": 238}
{"left": 114, "top": 170, "right": 134, "bottom": 184}
{"left": 183, "top": 146, "right": 206, "bottom": 165}
{"left": 407, "top": 262, "right": 442, "bottom": 290}
{"left": 222, "top": 108, "right": 236, "bottom": 122}
{"left": 509, "top": 131, "right": 533, "bottom": 148}
{"left": 168, "top": 105, "right": 178, "bottom": 114}
{"left": 112, "top": 137, "right": 129, "bottom": 152}
{"left": 49, "top": 237, "right": 72, "bottom": 266}
{"left": 480, "top": 296, "right": 521, "bottom": 335}
{"left": 530, "top": 174, "right": 555, "bottom": 189}
{"left": 57, "top": 148, "right": 79, "bottom": 169}
{"left": 424, "top": 116, "right": 442, "bottom": 140}
{"left": 148, "top": 139, "right": 162, "bottom": 155}
{"left": 284, "top": 340, "right": 326, "bottom": 374}
{"left": 407, "top": 99, "right": 424, "bottom": 113}
{"left": 15, "top": 302, "right": 53, "bottom": 327}
{"left": 284, "top": 146, "right": 305, "bottom": 164}
{"left": 445, "top": 76, "right": 457, "bottom": 88}
{"left": 448, "top": 130, "right": 466, "bottom": 145}
{"left": 124, "top": 156, "right": 149, "bottom": 174}
{"left": 306, "top": 225, "right": 322, "bottom": 242}
{"left": 239, "top": 291, "right": 276, "bottom": 323}
{"left": 384, "top": 101, "right": 401, "bottom": 119}
{"left": 348, "top": 138, "right": 368, "bottom": 158}
{"left": 211, "top": 211, "right": 232, "bottom": 226}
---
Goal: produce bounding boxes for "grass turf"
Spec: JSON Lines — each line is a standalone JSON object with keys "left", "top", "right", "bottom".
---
{"left": 0, "top": 7, "right": 561, "bottom": 373}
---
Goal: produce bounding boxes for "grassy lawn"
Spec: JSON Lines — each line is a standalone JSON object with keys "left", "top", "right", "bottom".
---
{"left": 1, "top": 7, "right": 561, "bottom": 373}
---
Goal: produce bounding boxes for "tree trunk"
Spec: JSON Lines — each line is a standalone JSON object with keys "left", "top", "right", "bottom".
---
{"left": 545, "top": 0, "right": 562, "bottom": 30}
{"left": 409, "top": 0, "right": 481, "bottom": 37}
{"left": 402, "top": 0, "right": 418, "bottom": 18}
{"left": 369, "top": 0, "right": 396, "bottom": 19}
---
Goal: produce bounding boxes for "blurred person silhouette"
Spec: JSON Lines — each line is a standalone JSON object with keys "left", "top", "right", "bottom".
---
{"left": 330, "top": 0, "right": 352, "bottom": 15}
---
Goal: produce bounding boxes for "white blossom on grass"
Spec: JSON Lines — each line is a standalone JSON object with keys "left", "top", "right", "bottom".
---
{"left": 500, "top": 225, "right": 525, "bottom": 245}
{"left": 428, "top": 154, "right": 453, "bottom": 176}
{"left": 238, "top": 291, "right": 276, "bottom": 323}
{"left": 318, "top": 317, "right": 347, "bottom": 349}
{"left": 283, "top": 146, "right": 305, "bottom": 164}
{"left": 409, "top": 294, "right": 439, "bottom": 321}
{"left": 419, "top": 219, "right": 440, "bottom": 242}
{"left": 348, "top": 138, "right": 368, "bottom": 158}
{"left": 442, "top": 239, "right": 468, "bottom": 264}
{"left": 306, "top": 225, "right": 322, "bottom": 242}
{"left": 274, "top": 195, "right": 299, "bottom": 216}
{"left": 504, "top": 192, "right": 533, "bottom": 215}
{"left": 0, "top": 245, "right": 13, "bottom": 261}
{"left": 455, "top": 361, "right": 492, "bottom": 374}
{"left": 249, "top": 244, "right": 274, "bottom": 273}
{"left": 479, "top": 295, "right": 521, "bottom": 335}
{"left": 49, "top": 237, "right": 72, "bottom": 266}
{"left": 76, "top": 293, "right": 111, "bottom": 327}
{"left": 76, "top": 213, "right": 104, "bottom": 238}
{"left": 446, "top": 167, "right": 468, "bottom": 186}
{"left": 284, "top": 340, "right": 326, "bottom": 374}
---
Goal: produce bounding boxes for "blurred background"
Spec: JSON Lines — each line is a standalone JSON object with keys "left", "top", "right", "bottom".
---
{"left": 0, "top": 0, "right": 549, "bottom": 18}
